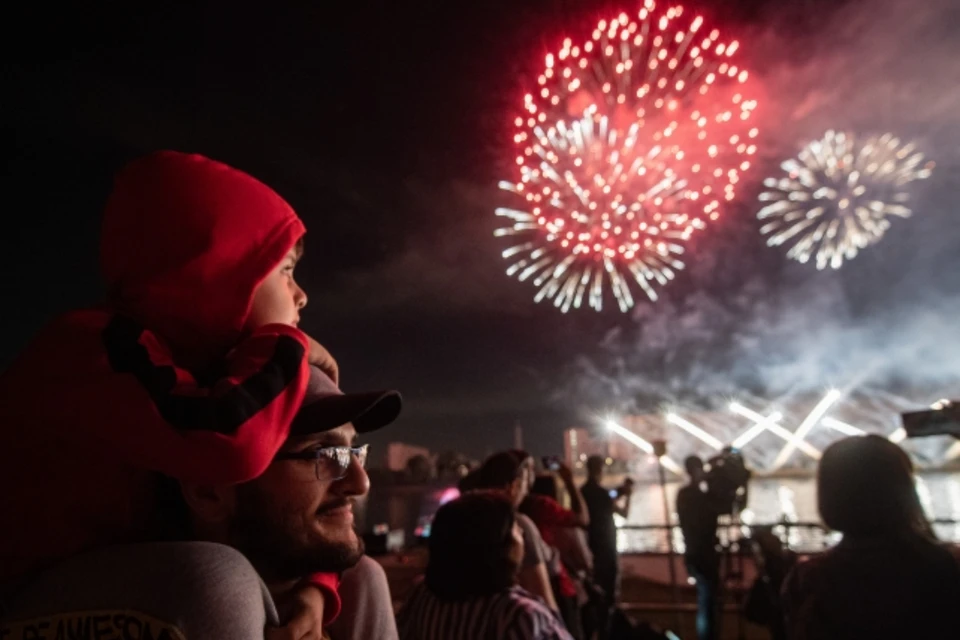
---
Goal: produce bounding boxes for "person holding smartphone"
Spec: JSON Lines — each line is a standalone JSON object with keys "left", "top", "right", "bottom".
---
{"left": 522, "top": 461, "right": 590, "bottom": 638}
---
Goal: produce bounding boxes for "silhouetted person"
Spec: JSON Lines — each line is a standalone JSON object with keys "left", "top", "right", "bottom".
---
{"left": 580, "top": 455, "right": 631, "bottom": 640}
{"left": 745, "top": 527, "right": 796, "bottom": 640}
{"left": 397, "top": 491, "right": 572, "bottom": 640}
{"left": 676, "top": 455, "right": 723, "bottom": 640}
{"left": 782, "top": 435, "right": 960, "bottom": 640}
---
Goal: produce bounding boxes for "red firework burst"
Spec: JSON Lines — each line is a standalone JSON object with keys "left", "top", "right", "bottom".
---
{"left": 496, "top": 0, "right": 760, "bottom": 312}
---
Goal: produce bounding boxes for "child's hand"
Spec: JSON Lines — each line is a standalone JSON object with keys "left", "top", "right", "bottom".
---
{"left": 304, "top": 335, "right": 339, "bottom": 385}
{"left": 266, "top": 584, "right": 325, "bottom": 640}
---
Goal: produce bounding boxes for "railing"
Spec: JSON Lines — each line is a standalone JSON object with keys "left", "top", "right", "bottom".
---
{"left": 617, "top": 519, "right": 960, "bottom": 554}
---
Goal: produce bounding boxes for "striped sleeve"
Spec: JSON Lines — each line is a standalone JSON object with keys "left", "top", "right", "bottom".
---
{"left": 396, "top": 586, "right": 572, "bottom": 640}
{"left": 502, "top": 589, "right": 573, "bottom": 640}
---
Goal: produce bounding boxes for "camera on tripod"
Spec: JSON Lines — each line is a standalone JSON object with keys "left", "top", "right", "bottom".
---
{"left": 704, "top": 447, "right": 751, "bottom": 515}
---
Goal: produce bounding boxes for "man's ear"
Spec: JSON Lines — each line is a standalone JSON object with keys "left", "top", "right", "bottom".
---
{"left": 179, "top": 482, "right": 237, "bottom": 525}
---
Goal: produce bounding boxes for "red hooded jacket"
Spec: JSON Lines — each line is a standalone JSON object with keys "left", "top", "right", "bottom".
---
{"left": 0, "top": 151, "right": 339, "bottom": 620}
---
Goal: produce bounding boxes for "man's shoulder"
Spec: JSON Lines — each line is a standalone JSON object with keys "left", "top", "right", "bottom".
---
{"left": 3, "top": 542, "right": 276, "bottom": 639}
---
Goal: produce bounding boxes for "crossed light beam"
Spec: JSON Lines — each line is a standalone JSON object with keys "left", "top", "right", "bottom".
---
{"left": 772, "top": 390, "right": 843, "bottom": 470}
{"left": 608, "top": 391, "right": 940, "bottom": 474}
{"left": 729, "top": 403, "right": 821, "bottom": 460}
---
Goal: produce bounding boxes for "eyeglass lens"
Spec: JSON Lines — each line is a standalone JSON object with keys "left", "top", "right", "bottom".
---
{"left": 316, "top": 445, "right": 368, "bottom": 480}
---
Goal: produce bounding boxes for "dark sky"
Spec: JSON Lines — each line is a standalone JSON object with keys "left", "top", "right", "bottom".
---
{"left": 4, "top": 0, "right": 956, "bottom": 461}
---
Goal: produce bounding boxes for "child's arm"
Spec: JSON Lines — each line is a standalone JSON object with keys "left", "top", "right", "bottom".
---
{"left": 266, "top": 574, "right": 342, "bottom": 639}
{"left": 304, "top": 335, "right": 339, "bottom": 384}
{"left": 99, "top": 316, "right": 313, "bottom": 484}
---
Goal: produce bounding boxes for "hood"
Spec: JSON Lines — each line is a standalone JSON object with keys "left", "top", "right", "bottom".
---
{"left": 100, "top": 151, "right": 305, "bottom": 368}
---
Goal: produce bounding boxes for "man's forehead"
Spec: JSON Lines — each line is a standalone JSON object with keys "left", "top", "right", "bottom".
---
{"left": 285, "top": 422, "right": 357, "bottom": 447}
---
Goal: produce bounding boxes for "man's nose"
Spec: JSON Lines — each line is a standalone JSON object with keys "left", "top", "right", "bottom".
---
{"left": 333, "top": 454, "right": 370, "bottom": 497}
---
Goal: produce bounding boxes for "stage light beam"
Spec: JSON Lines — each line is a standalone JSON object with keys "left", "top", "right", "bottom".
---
{"left": 666, "top": 413, "right": 724, "bottom": 450}
{"left": 731, "top": 410, "right": 783, "bottom": 449}
{"left": 729, "top": 402, "right": 821, "bottom": 459}
{"left": 606, "top": 419, "right": 684, "bottom": 474}
{"left": 773, "top": 389, "right": 842, "bottom": 469}
{"left": 821, "top": 417, "right": 865, "bottom": 437}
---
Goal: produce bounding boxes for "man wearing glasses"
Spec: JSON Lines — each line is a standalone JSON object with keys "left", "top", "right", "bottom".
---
{"left": 182, "top": 363, "right": 401, "bottom": 589}
{"left": 1, "top": 365, "right": 401, "bottom": 639}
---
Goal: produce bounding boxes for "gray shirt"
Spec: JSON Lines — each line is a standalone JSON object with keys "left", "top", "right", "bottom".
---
{"left": 516, "top": 513, "right": 546, "bottom": 569}
{"left": 327, "top": 555, "right": 398, "bottom": 640}
{"left": 0, "top": 542, "right": 278, "bottom": 640}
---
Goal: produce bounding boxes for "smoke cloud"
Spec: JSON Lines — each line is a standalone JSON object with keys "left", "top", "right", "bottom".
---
{"left": 561, "top": 0, "right": 960, "bottom": 465}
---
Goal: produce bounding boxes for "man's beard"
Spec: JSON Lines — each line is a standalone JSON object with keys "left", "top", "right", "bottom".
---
{"left": 229, "top": 485, "right": 364, "bottom": 582}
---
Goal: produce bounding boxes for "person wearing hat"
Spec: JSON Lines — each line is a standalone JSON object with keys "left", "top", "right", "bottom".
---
{"left": 0, "top": 365, "right": 401, "bottom": 640}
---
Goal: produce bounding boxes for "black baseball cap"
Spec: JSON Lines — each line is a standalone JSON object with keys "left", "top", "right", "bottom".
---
{"left": 289, "top": 366, "right": 402, "bottom": 435}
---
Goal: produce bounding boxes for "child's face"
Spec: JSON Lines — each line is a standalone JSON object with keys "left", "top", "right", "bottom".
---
{"left": 246, "top": 245, "right": 307, "bottom": 330}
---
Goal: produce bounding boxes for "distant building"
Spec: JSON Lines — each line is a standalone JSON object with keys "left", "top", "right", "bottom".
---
{"left": 384, "top": 442, "right": 433, "bottom": 472}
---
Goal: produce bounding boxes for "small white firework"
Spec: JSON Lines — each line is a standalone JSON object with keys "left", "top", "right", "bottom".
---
{"left": 758, "top": 130, "right": 934, "bottom": 270}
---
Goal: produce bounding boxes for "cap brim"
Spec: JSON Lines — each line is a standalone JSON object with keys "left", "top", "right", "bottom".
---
{"left": 289, "top": 391, "right": 402, "bottom": 436}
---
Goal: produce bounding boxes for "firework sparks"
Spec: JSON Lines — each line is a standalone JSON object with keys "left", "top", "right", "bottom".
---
{"left": 758, "top": 130, "right": 935, "bottom": 270}
{"left": 496, "top": 1, "right": 759, "bottom": 312}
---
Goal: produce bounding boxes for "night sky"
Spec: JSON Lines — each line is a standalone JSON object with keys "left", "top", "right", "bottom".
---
{"left": 4, "top": 0, "right": 957, "bottom": 461}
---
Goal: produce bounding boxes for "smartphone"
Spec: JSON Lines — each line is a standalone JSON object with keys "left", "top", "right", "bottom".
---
{"left": 541, "top": 455, "right": 561, "bottom": 471}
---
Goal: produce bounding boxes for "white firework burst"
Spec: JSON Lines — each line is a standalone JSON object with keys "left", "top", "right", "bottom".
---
{"left": 759, "top": 130, "right": 934, "bottom": 270}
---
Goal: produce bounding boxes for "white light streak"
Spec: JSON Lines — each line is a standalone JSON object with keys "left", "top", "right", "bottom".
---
{"left": 729, "top": 403, "right": 821, "bottom": 459}
{"left": 773, "top": 389, "right": 842, "bottom": 469}
{"left": 665, "top": 413, "right": 724, "bottom": 449}
{"left": 821, "top": 416, "right": 865, "bottom": 437}
{"left": 606, "top": 420, "right": 683, "bottom": 474}
{"left": 730, "top": 406, "right": 783, "bottom": 448}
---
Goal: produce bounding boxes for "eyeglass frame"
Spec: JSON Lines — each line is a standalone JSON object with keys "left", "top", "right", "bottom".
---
{"left": 274, "top": 444, "right": 369, "bottom": 481}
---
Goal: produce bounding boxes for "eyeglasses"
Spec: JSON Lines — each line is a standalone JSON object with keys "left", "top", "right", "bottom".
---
{"left": 275, "top": 444, "right": 369, "bottom": 481}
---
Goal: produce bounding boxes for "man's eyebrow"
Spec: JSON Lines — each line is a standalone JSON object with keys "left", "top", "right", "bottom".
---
{"left": 286, "top": 435, "right": 335, "bottom": 450}
{"left": 286, "top": 431, "right": 357, "bottom": 449}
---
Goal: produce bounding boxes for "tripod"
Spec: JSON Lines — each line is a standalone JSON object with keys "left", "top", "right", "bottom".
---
{"left": 716, "top": 505, "right": 749, "bottom": 640}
